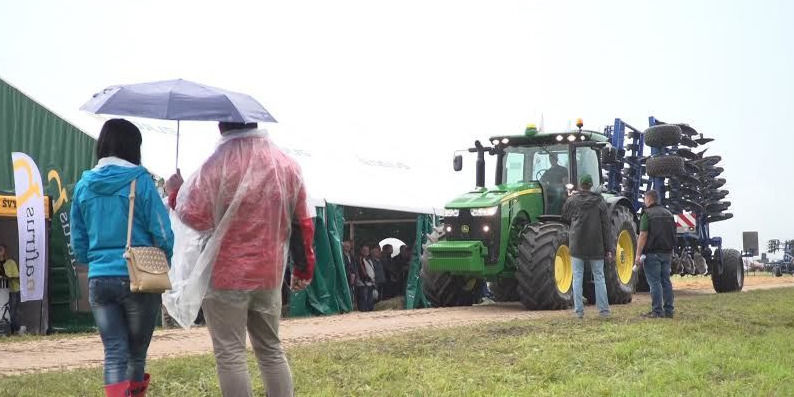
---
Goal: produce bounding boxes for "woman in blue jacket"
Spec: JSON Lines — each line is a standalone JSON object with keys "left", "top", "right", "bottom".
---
{"left": 71, "top": 119, "right": 174, "bottom": 397}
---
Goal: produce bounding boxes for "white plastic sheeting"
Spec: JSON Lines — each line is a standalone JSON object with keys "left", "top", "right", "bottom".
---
{"left": 162, "top": 129, "right": 311, "bottom": 328}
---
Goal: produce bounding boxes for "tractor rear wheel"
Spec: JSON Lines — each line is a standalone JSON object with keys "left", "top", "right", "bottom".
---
{"left": 420, "top": 227, "right": 484, "bottom": 307}
{"left": 644, "top": 125, "right": 682, "bottom": 148}
{"left": 604, "top": 205, "right": 636, "bottom": 304}
{"left": 710, "top": 248, "right": 744, "bottom": 292}
{"left": 516, "top": 223, "right": 573, "bottom": 310}
{"left": 647, "top": 155, "right": 685, "bottom": 178}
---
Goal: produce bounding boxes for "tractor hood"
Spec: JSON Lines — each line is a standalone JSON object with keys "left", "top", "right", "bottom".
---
{"left": 445, "top": 183, "right": 542, "bottom": 209}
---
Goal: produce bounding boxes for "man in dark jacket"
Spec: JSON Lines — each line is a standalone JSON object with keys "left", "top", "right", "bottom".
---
{"left": 561, "top": 175, "right": 613, "bottom": 318}
{"left": 635, "top": 190, "right": 676, "bottom": 318}
{"left": 342, "top": 240, "right": 358, "bottom": 306}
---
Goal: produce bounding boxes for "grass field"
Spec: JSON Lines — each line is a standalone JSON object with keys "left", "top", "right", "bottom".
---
{"left": 2, "top": 287, "right": 794, "bottom": 396}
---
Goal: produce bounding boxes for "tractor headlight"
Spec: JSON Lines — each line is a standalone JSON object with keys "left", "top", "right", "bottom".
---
{"left": 444, "top": 209, "right": 459, "bottom": 217}
{"left": 470, "top": 206, "right": 499, "bottom": 216}
{"left": 556, "top": 135, "right": 564, "bottom": 142}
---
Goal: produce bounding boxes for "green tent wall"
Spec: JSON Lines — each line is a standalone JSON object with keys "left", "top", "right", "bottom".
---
{"left": 1, "top": 79, "right": 96, "bottom": 190}
{"left": 404, "top": 214, "right": 433, "bottom": 309}
{"left": 289, "top": 203, "right": 353, "bottom": 316}
{"left": 1, "top": 78, "right": 97, "bottom": 331}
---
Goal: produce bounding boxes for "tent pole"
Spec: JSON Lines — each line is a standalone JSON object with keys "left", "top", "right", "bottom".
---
{"left": 175, "top": 120, "right": 180, "bottom": 171}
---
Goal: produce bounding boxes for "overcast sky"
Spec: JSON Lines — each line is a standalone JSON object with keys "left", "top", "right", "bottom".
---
{"left": 1, "top": 0, "right": 792, "bottom": 254}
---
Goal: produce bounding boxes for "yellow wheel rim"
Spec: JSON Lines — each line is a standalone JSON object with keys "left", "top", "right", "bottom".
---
{"left": 555, "top": 244, "right": 573, "bottom": 294}
{"left": 616, "top": 230, "right": 634, "bottom": 284}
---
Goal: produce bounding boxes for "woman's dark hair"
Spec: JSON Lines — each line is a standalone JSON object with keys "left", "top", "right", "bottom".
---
{"left": 95, "top": 118, "right": 142, "bottom": 164}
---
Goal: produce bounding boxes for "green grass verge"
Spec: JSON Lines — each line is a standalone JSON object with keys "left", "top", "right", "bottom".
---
{"left": 2, "top": 288, "right": 794, "bottom": 396}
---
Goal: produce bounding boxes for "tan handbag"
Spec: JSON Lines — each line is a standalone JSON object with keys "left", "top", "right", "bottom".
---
{"left": 124, "top": 179, "right": 172, "bottom": 293}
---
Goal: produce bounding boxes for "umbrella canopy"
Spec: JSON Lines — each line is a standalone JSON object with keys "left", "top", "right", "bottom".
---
{"left": 80, "top": 79, "right": 277, "bottom": 123}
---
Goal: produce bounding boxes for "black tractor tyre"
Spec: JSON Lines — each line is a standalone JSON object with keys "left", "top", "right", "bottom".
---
{"left": 604, "top": 205, "right": 637, "bottom": 304}
{"left": 644, "top": 125, "right": 682, "bottom": 148}
{"left": 582, "top": 206, "right": 638, "bottom": 304}
{"left": 647, "top": 155, "right": 686, "bottom": 178}
{"left": 775, "top": 266, "right": 783, "bottom": 277}
{"left": 420, "top": 227, "right": 484, "bottom": 307}
{"left": 490, "top": 278, "right": 520, "bottom": 302}
{"left": 711, "top": 248, "right": 744, "bottom": 292}
{"left": 515, "top": 223, "right": 573, "bottom": 310}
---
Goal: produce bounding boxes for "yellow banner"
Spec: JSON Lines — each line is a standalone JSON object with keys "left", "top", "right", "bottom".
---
{"left": 0, "top": 195, "right": 51, "bottom": 219}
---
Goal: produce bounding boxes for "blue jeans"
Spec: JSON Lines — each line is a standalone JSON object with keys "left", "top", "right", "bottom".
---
{"left": 89, "top": 277, "right": 161, "bottom": 385}
{"left": 644, "top": 253, "right": 674, "bottom": 316}
{"left": 357, "top": 285, "right": 374, "bottom": 311}
{"left": 572, "top": 257, "right": 610, "bottom": 316}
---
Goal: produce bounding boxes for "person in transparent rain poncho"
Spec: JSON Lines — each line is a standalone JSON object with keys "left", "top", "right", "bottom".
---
{"left": 165, "top": 122, "right": 315, "bottom": 397}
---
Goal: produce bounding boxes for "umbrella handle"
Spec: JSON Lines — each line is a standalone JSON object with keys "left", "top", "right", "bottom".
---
{"left": 175, "top": 120, "right": 180, "bottom": 171}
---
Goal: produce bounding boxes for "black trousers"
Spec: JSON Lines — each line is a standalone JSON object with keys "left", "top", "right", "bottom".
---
{"left": 8, "top": 291, "right": 20, "bottom": 333}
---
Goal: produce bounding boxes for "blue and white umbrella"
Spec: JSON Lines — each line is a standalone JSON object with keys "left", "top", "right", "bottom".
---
{"left": 80, "top": 79, "right": 277, "bottom": 169}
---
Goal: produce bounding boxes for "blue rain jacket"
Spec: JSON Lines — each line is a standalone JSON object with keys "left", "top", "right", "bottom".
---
{"left": 71, "top": 162, "right": 174, "bottom": 279}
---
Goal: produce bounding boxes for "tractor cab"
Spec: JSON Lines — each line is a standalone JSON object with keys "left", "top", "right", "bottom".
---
{"left": 453, "top": 124, "right": 609, "bottom": 216}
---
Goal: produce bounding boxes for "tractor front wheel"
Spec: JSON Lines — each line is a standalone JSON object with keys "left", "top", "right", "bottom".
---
{"left": 515, "top": 222, "right": 573, "bottom": 310}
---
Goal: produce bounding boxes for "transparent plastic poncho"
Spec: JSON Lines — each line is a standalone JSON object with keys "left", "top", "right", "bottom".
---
{"left": 162, "top": 129, "right": 310, "bottom": 328}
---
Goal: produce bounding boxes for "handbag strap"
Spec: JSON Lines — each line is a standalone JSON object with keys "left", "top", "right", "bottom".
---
{"left": 126, "top": 179, "right": 137, "bottom": 250}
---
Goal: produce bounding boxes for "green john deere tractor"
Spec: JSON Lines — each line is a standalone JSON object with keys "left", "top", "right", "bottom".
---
{"left": 421, "top": 124, "right": 637, "bottom": 309}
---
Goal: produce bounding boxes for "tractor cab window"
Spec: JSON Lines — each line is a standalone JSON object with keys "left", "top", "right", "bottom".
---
{"left": 504, "top": 152, "right": 526, "bottom": 184}
{"left": 502, "top": 145, "right": 570, "bottom": 184}
{"left": 502, "top": 144, "right": 569, "bottom": 215}
{"left": 533, "top": 147, "right": 569, "bottom": 214}
{"left": 533, "top": 149, "right": 570, "bottom": 185}
{"left": 575, "top": 146, "right": 602, "bottom": 192}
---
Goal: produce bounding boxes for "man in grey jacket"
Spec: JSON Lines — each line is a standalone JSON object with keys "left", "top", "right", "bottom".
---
{"left": 561, "top": 175, "right": 614, "bottom": 318}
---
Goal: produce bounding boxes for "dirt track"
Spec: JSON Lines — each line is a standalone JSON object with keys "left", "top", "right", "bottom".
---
{"left": 1, "top": 277, "right": 793, "bottom": 376}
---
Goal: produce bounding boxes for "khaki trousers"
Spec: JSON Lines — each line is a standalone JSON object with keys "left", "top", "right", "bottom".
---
{"left": 202, "top": 288, "right": 293, "bottom": 397}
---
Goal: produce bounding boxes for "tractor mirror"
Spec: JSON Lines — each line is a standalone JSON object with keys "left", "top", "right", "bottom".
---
{"left": 453, "top": 154, "right": 463, "bottom": 171}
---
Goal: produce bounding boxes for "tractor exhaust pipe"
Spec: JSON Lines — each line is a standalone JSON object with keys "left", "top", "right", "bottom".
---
{"left": 472, "top": 140, "right": 486, "bottom": 188}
